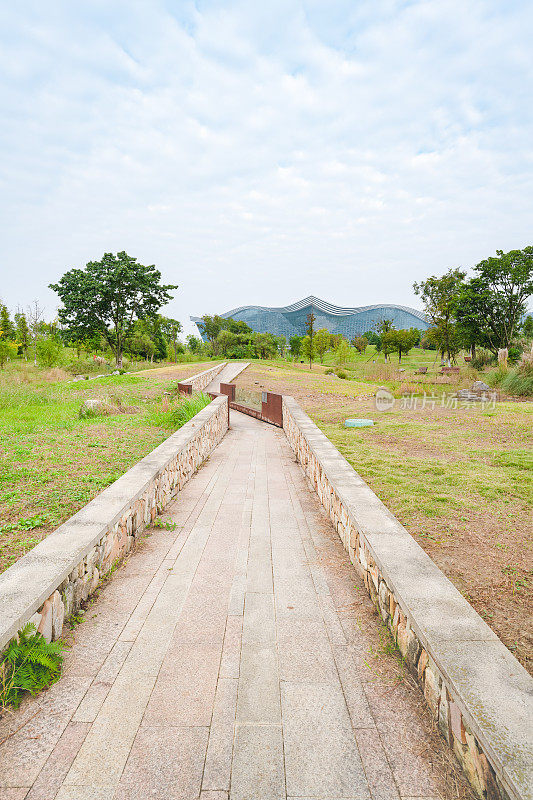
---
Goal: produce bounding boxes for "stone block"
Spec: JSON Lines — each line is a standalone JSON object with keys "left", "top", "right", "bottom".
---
{"left": 449, "top": 699, "right": 466, "bottom": 745}
{"left": 378, "top": 580, "right": 389, "bottom": 622}
{"left": 438, "top": 685, "right": 450, "bottom": 743}
{"left": 38, "top": 599, "right": 53, "bottom": 642}
{"left": 423, "top": 664, "right": 441, "bottom": 717}
{"left": 62, "top": 582, "right": 75, "bottom": 617}
{"left": 417, "top": 648, "right": 428, "bottom": 681}
{"left": 51, "top": 590, "right": 65, "bottom": 640}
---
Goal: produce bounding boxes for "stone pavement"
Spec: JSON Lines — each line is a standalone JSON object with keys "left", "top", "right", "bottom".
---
{"left": 205, "top": 363, "right": 249, "bottom": 394}
{"left": 0, "top": 412, "right": 458, "bottom": 800}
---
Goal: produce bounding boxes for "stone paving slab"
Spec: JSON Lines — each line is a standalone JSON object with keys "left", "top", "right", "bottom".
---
{"left": 0, "top": 412, "right": 464, "bottom": 800}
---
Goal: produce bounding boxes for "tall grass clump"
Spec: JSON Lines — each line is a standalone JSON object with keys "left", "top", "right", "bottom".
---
{"left": 150, "top": 392, "right": 211, "bottom": 429}
{"left": 486, "top": 351, "right": 533, "bottom": 397}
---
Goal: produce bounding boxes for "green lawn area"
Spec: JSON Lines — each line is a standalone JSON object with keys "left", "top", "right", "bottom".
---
{"left": 0, "top": 361, "right": 212, "bottom": 572}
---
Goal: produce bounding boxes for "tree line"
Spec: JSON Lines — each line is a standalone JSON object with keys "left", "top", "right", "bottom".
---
{"left": 1, "top": 246, "right": 531, "bottom": 372}
{"left": 414, "top": 246, "right": 533, "bottom": 365}
{"left": 0, "top": 252, "right": 183, "bottom": 369}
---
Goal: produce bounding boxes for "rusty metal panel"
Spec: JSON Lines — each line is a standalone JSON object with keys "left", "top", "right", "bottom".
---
{"left": 261, "top": 392, "right": 283, "bottom": 427}
{"left": 220, "top": 383, "right": 236, "bottom": 401}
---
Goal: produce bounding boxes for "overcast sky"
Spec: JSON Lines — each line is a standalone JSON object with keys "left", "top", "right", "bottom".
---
{"left": 1, "top": 1, "right": 532, "bottom": 336}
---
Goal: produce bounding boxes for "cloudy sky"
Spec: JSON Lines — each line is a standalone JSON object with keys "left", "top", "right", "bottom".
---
{"left": 1, "top": 0, "right": 532, "bottom": 335}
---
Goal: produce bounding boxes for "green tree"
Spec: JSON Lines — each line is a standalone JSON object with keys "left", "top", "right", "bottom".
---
{"left": 186, "top": 335, "right": 202, "bottom": 353}
{"left": 351, "top": 335, "right": 367, "bottom": 353}
{"left": 197, "top": 315, "right": 224, "bottom": 345}
{"left": 335, "top": 338, "right": 354, "bottom": 366}
{"left": 274, "top": 335, "right": 287, "bottom": 357}
{"left": 306, "top": 312, "right": 316, "bottom": 369}
{"left": 0, "top": 340, "right": 15, "bottom": 368}
{"left": 523, "top": 315, "right": 533, "bottom": 338}
{"left": 36, "top": 336, "right": 64, "bottom": 367}
{"left": 289, "top": 335, "right": 303, "bottom": 358}
{"left": 14, "top": 311, "right": 30, "bottom": 357}
{"left": 414, "top": 268, "right": 465, "bottom": 365}
{"left": 128, "top": 327, "right": 156, "bottom": 362}
{"left": 384, "top": 328, "right": 419, "bottom": 363}
{"left": 456, "top": 247, "right": 533, "bottom": 352}
{"left": 300, "top": 334, "right": 316, "bottom": 364}
{"left": 216, "top": 329, "right": 236, "bottom": 357}
{"left": 253, "top": 332, "right": 277, "bottom": 359}
{"left": 314, "top": 328, "right": 331, "bottom": 363}
{"left": 374, "top": 319, "right": 395, "bottom": 361}
{"left": 49, "top": 252, "right": 177, "bottom": 367}
{"left": 363, "top": 331, "right": 380, "bottom": 347}
{"left": 0, "top": 304, "right": 15, "bottom": 340}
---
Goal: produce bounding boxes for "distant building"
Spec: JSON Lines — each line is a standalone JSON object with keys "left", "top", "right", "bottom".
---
{"left": 191, "top": 296, "right": 429, "bottom": 341}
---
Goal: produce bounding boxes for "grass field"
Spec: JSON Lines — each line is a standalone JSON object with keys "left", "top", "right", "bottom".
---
{"left": 0, "top": 360, "right": 213, "bottom": 572}
{"left": 233, "top": 357, "right": 533, "bottom": 673}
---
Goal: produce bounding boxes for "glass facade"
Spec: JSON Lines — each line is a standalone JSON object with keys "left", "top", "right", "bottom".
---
{"left": 192, "top": 296, "right": 429, "bottom": 341}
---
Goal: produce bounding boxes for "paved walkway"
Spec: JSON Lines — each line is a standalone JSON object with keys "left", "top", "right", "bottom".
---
{"left": 205, "top": 363, "right": 249, "bottom": 394}
{"left": 0, "top": 413, "right": 454, "bottom": 800}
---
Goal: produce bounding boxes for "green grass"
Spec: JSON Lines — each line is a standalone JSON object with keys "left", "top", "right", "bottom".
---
{"left": 0, "top": 364, "right": 215, "bottom": 572}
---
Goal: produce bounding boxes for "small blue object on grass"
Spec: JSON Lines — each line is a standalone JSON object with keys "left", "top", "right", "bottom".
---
{"left": 343, "top": 419, "right": 374, "bottom": 428}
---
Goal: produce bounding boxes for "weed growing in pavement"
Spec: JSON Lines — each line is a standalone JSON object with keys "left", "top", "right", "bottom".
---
{"left": 153, "top": 517, "right": 178, "bottom": 531}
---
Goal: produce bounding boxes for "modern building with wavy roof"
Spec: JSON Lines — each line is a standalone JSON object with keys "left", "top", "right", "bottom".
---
{"left": 191, "top": 296, "right": 429, "bottom": 341}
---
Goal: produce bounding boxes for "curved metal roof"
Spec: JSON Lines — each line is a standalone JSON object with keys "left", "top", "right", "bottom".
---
{"left": 211, "top": 296, "right": 427, "bottom": 322}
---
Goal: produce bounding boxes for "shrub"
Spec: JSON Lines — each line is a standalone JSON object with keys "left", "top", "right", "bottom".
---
{"left": 507, "top": 346, "right": 522, "bottom": 364}
{"left": 36, "top": 337, "right": 64, "bottom": 368}
{"left": 471, "top": 350, "right": 496, "bottom": 370}
{"left": 0, "top": 623, "right": 65, "bottom": 711}
{"left": 150, "top": 392, "right": 212, "bottom": 429}
{"left": 486, "top": 358, "right": 533, "bottom": 397}
{"left": 325, "top": 368, "right": 334, "bottom": 375}
{"left": 0, "top": 340, "right": 16, "bottom": 369}
{"left": 336, "top": 369, "right": 347, "bottom": 379}
{"left": 518, "top": 349, "right": 533, "bottom": 376}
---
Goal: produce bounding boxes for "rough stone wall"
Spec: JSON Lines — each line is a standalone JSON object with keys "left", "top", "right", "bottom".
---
{"left": 282, "top": 396, "right": 532, "bottom": 800}
{"left": 182, "top": 362, "right": 227, "bottom": 391}
{"left": 0, "top": 397, "right": 229, "bottom": 653}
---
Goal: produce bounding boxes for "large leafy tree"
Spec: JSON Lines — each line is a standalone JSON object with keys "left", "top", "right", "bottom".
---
{"left": 456, "top": 247, "right": 533, "bottom": 352}
{"left": 49, "top": 252, "right": 177, "bottom": 366}
{"left": 413, "top": 268, "right": 465, "bottom": 364}
{"left": 197, "top": 315, "right": 224, "bottom": 345}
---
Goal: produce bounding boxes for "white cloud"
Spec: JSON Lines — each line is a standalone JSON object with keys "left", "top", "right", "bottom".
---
{"left": 0, "top": 0, "right": 532, "bottom": 334}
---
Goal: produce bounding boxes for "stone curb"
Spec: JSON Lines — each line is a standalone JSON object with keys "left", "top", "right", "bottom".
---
{"left": 282, "top": 395, "right": 533, "bottom": 800}
{"left": 181, "top": 362, "right": 227, "bottom": 391}
{"left": 0, "top": 396, "right": 229, "bottom": 653}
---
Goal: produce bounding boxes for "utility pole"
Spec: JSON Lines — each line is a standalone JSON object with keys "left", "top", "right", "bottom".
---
{"left": 306, "top": 312, "right": 316, "bottom": 370}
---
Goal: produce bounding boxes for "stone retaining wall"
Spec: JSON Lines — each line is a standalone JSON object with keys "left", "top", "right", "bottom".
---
{"left": 0, "top": 396, "right": 229, "bottom": 653}
{"left": 181, "top": 362, "right": 227, "bottom": 391}
{"left": 282, "top": 396, "right": 532, "bottom": 800}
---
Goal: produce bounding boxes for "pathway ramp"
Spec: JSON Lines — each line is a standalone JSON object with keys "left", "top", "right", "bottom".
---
{"left": 205, "top": 362, "right": 249, "bottom": 394}
{"left": 0, "top": 412, "right": 455, "bottom": 800}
